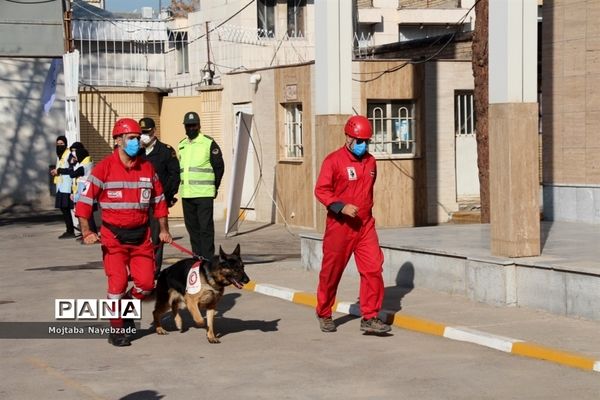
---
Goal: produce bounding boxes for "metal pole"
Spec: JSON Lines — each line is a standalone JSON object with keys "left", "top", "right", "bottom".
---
{"left": 206, "top": 21, "right": 211, "bottom": 71}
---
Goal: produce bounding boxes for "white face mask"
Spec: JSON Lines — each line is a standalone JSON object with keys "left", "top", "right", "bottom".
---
{"left": 140, "top": 134, "right": 152, "bottom": 145}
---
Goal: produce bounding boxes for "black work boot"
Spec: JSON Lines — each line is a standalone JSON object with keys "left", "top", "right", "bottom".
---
{"left": 58, "top": 231, "right": 76, "bottom": 239}
{"left": 108, "top": 332, "right": 131, "bottom": 347}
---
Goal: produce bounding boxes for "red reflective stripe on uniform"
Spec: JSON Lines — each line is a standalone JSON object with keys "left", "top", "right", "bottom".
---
{"left": 78, "top": 196, "right": 94, "bottom": 205}
{"left": 87, "top": 175, "right": 104, "bottom": 188}
{"left": 150, "top": 194, "right": 165, "bottom": 204}
{"left": 76, "top": 149, "right": 168, "bottom": 227}
{"left": 104, "top": 181, "right": 153, "bottom": 189}
{"left": 99, "top": 202, "right": 150, "bottom": 209}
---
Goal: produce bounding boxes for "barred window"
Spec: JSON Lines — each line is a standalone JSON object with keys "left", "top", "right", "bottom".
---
{"left": 454, "top": 90, "right": 476, "bottom": 136}
{"left": 367, "top": 101, "right": 417, "bottom": 158}
{"left": 287, "top": 0, "right": 306, "bottom": 38}
{"left": 168, "top": 31, "right": 189, "bottom": 74}
{"left": 283, "top": 103, "right": 303, "bottom": 159}
{"left": 257, "top": 0, "right": 276, "bottom": 38}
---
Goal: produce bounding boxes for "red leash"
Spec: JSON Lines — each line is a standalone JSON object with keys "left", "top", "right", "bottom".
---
{"left": 168, "top": 241, "right": 215, "bottom": 286}
{"left": 169, "top": 241, "right": 195, "bottom": 257}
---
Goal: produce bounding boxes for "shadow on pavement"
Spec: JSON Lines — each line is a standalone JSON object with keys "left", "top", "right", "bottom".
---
{"left": 119, "top": 390, "right": 165, "bottom": 400}
{"left": 25, "top": 261, "right": 104, "bottom": 271}
{"left": 382, "top": 261, "right": 415, "bottom": 313}
{"left": 137, "top": 292, "right": 280, "bottom": 342}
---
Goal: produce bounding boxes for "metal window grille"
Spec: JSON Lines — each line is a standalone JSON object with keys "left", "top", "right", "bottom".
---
{"left": 284, "top": 103, "right": 303, "bottom": 158}
{"left": 368, "top": 101, "right": 417, "bottom": 157}
{"left": 73, "top": 19, "right": 167, "bottom": 87}
{"left": 169, "top": 31, "right": 189, "bottom": 75}
{"left": 257, "top": 0, "right": 276, "bottom": 38}
{"left": 287, "top": 0, "right": 306, "bottom": 38}
{"left": 454, "top": 91, "right": 475, "bottom": 136}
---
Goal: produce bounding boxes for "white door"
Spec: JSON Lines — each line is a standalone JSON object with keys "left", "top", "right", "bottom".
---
{"left": 232, "top": 103, "right": 256, "bottom": 219}
{"left": 455, "top": 91, "right": 480, "bottom": 202}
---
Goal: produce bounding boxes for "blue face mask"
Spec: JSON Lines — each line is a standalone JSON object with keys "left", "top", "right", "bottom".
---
{"left": 124, "top": 137, "right": 140, "bottom": 157}
{"left": 352, "top": 140, "right": 367, "bottom": 157}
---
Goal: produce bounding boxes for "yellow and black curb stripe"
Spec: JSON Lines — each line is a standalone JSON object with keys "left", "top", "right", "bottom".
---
{"left": 243, "top": 281, "right": 600, "bottom": 373}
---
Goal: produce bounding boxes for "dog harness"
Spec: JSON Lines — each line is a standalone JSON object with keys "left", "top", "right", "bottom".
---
{"left": 186, "top": 262, "right": 202, "bottom": 294}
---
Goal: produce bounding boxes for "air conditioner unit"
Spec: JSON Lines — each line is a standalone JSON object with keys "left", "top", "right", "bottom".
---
{"left": 141, "top": 7, "right": 153, "bottom": 19}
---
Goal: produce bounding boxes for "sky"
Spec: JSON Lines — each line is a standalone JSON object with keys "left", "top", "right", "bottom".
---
{"left": 104, "top": 0, "right": 164, "bottom": 13}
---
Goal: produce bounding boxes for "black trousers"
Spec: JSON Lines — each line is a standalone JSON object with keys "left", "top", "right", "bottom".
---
{"left": 60, "top": 208, "right": 75, "bottom": 234}
{"left": 182, "top": 197, "right": 215, "bottom": 261}
{"left": 149, "top": 214, "right": 163, "bottom": 277}
{"left": 55, "top": 192, "right": 74, "bottom": 233}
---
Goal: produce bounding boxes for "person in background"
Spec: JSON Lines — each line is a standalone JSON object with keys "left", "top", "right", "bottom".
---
{"left": 50, "top": 135, "right": 75, "bottom": 239}
{"left": 69, "top": 142, "right": 97, "bottom": 235}
{"left": 139, "top": 117, "right": 180, "bottom": 278}
{"left": 178, "top": 111, "right": 224, "bottom": 261}
{"left": 314, "top": 115, "right": 391, "bottom": 335}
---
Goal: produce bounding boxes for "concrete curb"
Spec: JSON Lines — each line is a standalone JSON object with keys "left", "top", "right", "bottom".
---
{"left": 243, "top": 281, "right": 600, "bottom": 373}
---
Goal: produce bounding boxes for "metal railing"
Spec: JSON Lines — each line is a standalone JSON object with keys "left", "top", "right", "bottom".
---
{"left": 73, "top": 19, "right": 168, "bottom": 88}
{"left": 72, "top": 18, "right": 376, "bottom": 89}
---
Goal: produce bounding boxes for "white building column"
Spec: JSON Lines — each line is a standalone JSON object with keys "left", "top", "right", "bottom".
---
{"left": 314, "top": 0, "right": 352, "bottom": 115}
{"left": 313, "top": 0, "right": 353, "bottom": 232}
{"left": 488, "top": 0, "right": 540, "bottom": 257}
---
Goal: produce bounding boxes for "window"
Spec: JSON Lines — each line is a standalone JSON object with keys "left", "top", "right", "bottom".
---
{"left": 367, "top": 101, "right": 417, "bottom": 157}
{"left": 454, "top": 91, "right": 475, "bottom": 136}
{"left": 283, "top": 103, "right": 303, "bottom": 159}
{"left": 169, "top": 31, "right": 189, "bottom": 74}
{"left": 398, "top": 23, "right": 468, "bottom": 42}
{"left": 257, "top": 0, "right": 276, "bottom": 38}
{"left": 287, "top": 0, "right": 306, "bottom": 38}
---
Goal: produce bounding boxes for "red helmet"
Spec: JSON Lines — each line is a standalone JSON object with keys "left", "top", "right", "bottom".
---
{"left": 112, "top": 118, "right": 141, "bottom": 138}
{"left": 344, "top": 115, "right": 372, "bottom": 139}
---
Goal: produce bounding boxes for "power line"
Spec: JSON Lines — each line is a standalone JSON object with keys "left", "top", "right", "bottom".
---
{"left": 351, "top": 0, "right": 480, "bottom": 83}
{"left": 4, "top": 0, "right": 58, "bottom": 4}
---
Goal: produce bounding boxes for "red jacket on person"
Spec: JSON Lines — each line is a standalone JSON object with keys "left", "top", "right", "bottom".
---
{"left": 75, "top": 149, "right": 168, "bottom": 226}
{"left": 314, "top": 146, "right": 377, "bottom": 222}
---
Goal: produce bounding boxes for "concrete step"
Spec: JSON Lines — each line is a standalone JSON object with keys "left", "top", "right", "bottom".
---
{"left": 300, "top": 222, "right": 600, "bottom": 322}
{"left": 449, "top": 210, "right": 481, "bottom": 224}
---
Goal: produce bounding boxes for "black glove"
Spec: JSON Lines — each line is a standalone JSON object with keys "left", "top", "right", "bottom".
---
{"left": 168, "top": 197, "right": 178, "bottom": 208}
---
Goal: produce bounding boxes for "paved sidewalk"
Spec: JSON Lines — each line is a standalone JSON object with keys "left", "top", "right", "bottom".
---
{"left": 193, "top": 219, "right": 600, "bottom": 373}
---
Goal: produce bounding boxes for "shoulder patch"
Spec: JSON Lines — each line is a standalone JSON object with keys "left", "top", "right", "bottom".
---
{"left": 212, "top": 148, "right": 220, "bottom": 155}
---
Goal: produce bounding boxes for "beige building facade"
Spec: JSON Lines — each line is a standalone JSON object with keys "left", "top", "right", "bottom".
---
{"left": 542, "top": 0, "right": 600, "bottom": 224}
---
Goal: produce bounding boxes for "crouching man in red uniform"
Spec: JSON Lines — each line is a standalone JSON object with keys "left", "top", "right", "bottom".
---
{"left": 314, "top": 115, "right": 391, "bottom": 335}
{"left": 75, "top": 118, "right": 172, "bottom": 347}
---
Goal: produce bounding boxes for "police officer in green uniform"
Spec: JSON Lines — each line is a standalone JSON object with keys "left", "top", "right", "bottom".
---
{"left": 139, "top": 117, "right": 181, "bottom": 277}
{"left": 178, "top": 111, "right": 224, "bottom": 261}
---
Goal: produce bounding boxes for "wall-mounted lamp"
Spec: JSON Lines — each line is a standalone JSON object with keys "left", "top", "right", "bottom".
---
{"left": 249, "top": 73, "right": 261, "bottom": 92}
{"left": 249, "top": 73, "right": 261, "bottom": 85}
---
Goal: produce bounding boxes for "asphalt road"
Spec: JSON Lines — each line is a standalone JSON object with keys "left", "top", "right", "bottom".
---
{"left": 1, "top": 218, "right": 600, "bottom": 399}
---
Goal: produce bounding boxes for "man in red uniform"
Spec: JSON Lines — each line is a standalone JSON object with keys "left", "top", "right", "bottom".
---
{"left": 314, "top": 115, "right": 391, "bottom": 335}
{"left": 75, "top": 118, "right": 172, "bottom": 347}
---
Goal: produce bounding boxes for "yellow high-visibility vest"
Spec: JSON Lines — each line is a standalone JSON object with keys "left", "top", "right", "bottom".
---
{"left": 178, "top": 135, "right": 216, "bottom": 198}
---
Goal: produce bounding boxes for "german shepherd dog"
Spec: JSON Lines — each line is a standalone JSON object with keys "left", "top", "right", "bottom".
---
{"left": 152, "top": 244, "right": 250, "bottom": 343}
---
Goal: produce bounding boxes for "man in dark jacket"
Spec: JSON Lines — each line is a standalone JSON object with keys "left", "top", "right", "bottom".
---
{"left": 139, "top": 117, "right": 180, "bottom": 278}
